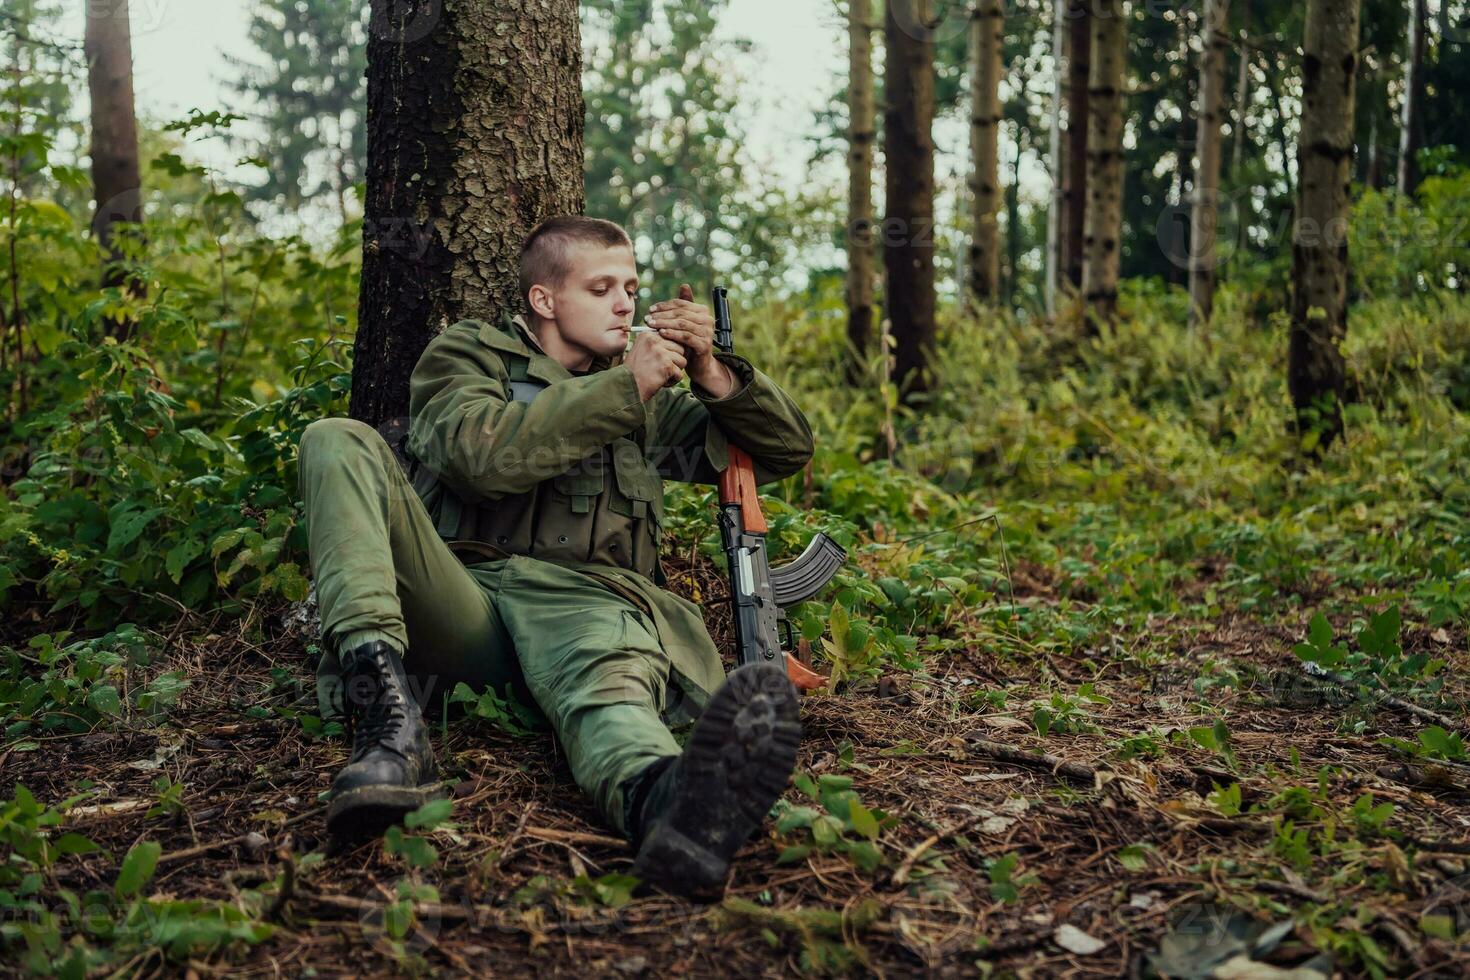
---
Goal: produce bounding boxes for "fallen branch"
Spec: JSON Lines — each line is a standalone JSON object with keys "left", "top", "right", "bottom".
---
{"left": 1299, "top": 662, "right": 1462, "bottom": 731}
{"left": 1253, "top": 878, "right": 1327, "bottom": 904}
{"left": 964, "top": 736, "right": 1100, "bottom": 785}
{"left": 523, "top": 825, "right": 627, "bottom": 849}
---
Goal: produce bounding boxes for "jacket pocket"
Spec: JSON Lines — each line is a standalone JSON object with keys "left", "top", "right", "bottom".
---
{"left": 610, "top": 437, "right": 664, "bottom": 526}
{"left": 553, "top": 451, "right": 606, "bottom": 515}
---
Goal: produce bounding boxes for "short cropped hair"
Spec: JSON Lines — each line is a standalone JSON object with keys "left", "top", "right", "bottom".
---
{"left": 519, "top": 216, "right": 633, "bottom": 318}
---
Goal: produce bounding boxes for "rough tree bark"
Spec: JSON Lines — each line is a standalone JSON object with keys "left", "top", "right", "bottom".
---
{"left": 1081, "top": 0, "right": 1125, "bottom": 327}
{"left": 847, "top": 0, "right": 877, "bottom": 378}
{"left": 1397, "top": 0, "right": 1426, "bottom": 196}
{"left": 351, "top": 0, "right": 585, "bottom": 429}
{"left": 884, "top": 0, "right": 938, "bottom": 402}
{"left": 84, "top": 0, "right": 144, "bottom": 312}
{"left": 968, "top": 0, "right": 1003, "bottom": 304}
{"left": 1189, "top": 0, "right": 1231, "bottom": 328}
{"left": 1062, "top": 0, "right": 1091, "bottom": 293}
{"left": 1289, "top": 0, "right": 1360, "bottom": 451}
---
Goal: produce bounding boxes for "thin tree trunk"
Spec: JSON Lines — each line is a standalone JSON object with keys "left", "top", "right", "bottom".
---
{"left": 968, "top": 0, "right": 1003, "bottom": 305}
{"left": 351, "top": 0, "right": 585, "bottom": 429}
{"left": 1190, "top": 0, "right": 1231, "bottom": 328}
{"left": 1231, "top": 0, "right": 1250, "bottom": 180}
{"left": 1289, "top": 0, "right": 1360, "bottom": 451}
{"left": 884, "top": 0, "right": 938, "bottom": 403}
{"left": 1082, "top": 0, "right": 1125, "bottom": 327}
{"left": 1365, "top": 101, "right": 1383, "bottom": 190}
{"left": 1007, "top": 124, "right": 1022, "bottom": 306}
{"left": 1062, "top": 0, "right": 1091, "bottom": 292}
{"left": 847, "top": 0, "right": 877, "bottom": 379}
{"left": 1231, "top": 4, "right": 1252, "bottom": 261}
{"left": 1171, "top": 15, "right": 1196, "bottom": 289}
{"left": 84, "top": 0, "right": 145, "bottom": 334}
{"left": 1397, "top": 0, "right": 1426, "bottom": 195}
{"left": 1046, "top": 0, "right": 1066, "bottom": 313}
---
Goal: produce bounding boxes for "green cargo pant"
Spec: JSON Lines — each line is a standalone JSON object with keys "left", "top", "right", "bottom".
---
{"left": 297, "top": 418, "right": 684, "bottom": 837}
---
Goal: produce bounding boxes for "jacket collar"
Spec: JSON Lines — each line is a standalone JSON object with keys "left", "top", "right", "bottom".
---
{"left": 478, "top": 311, "right": 614, "bottom": 382}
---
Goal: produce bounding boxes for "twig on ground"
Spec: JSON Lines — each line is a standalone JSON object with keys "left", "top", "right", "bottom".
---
{"left": 965, "top": 736, "right": 1100, "bottom": 784}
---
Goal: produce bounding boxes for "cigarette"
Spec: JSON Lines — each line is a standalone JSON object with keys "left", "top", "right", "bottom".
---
{"left": 624, "top": 322, "right": 660, "bottom": 350}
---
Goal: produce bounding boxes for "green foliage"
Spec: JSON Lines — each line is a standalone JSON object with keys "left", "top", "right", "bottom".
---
{"left": 1293, "top": 608, "right": 1445, "bottom": 699}
{"left": 1, "top": 786, "right": 272, "bottom": 975}
{"left": 772, "top": 772, "right": 897, "bottom": 873}
{"left": 985, "top": 852, "right": 1038, "bottom": 903}
{"left": 448, "top": 681, "right": 542, "bottom": 738}
{"left": 1, "top": 625, "right": 188, "bottom": 742}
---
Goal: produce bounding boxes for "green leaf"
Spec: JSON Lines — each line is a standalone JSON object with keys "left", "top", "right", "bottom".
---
{"left": 848, "top": 801, "right": 880, "bottom": 841}
{"left": 777, "top": 845, "right": 812, "bottom": 865}
{"left": 404, "top": 798, "right": 453, "bottom": 830}
{"left": 165, "top": 540, "right": 205, "bottom": 584}
{"left": 1117, "top": 843, "right": 1151, "bottom": 871}
{"left": 115, "top": 840, "right": 161, "bottom": 898}
{"left": 1308, "top": 612, "right": 1332, "bottom": 650}
{"left": 107, "top": 508, "right": 165, "bottom": 553}
{"left": 52, "top": 833, "right": 100, "bottom": 857}
{"left": 210, "top": 528, "right": 247, "bottom": 558}
{"left": 775, "top": 805, "right": 818, "bottom": 834}
{"left": 86, "top": 685, "right": 122, "bottom": 717}
{"left": 384, "top": 899, "right": 414, "bottom": 939}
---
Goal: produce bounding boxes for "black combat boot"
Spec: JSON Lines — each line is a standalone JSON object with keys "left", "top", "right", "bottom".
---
{"left": 627, "top": 662, "right": 801, "bottom": 899}
{"left": 325, "top": 640, "right": 438, "bottom": 838}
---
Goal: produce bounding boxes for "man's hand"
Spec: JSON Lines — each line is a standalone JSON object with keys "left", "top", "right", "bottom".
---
{"left": 625, "top": 331, "right": 687, "bottom": 402}
{"left": 648, "top": 283, "right": 734, "bottom": 398}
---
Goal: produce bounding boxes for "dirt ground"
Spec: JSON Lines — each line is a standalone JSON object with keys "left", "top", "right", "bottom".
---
{"left": 7, "top": 556, "right": 1470, "bottom": 978}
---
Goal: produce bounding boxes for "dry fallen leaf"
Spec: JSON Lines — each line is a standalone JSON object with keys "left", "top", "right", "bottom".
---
{"left": 1053, "top": 923, "right": 1107, "bottom": 955}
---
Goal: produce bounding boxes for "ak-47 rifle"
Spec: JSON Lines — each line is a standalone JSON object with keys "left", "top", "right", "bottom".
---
{"left": 712, "top": 285, "right": 846, "bottom": 691}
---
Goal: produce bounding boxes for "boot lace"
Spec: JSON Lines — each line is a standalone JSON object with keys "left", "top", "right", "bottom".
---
{"left": 345, "top": 649, "right": 408, "bottom": 760}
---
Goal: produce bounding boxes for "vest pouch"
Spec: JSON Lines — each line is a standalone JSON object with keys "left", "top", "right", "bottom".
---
{"left": 610, "top": 438, "right": 663, "bottom": 525}
{"left": 552, "top": 451, "right": 606, "bottom": 515}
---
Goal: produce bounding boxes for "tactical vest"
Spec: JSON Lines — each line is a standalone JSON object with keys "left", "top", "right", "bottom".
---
{"left": 406, "top": 344, "right": 668, "bottom": 583}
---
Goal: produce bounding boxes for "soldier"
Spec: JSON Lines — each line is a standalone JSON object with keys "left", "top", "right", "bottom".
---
{"left": 297, "top": 215, "right": 814, "bottom": 898}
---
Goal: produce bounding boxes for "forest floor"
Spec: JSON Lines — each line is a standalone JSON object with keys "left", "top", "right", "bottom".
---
{"left": 7, "top": 550, "right": 1470, "bottom": 979}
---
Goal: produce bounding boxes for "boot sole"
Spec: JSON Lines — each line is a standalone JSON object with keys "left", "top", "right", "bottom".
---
{"left": 326, "top": 783, "right": 441, "bottom": 840}
{"left": 632, "top": 663, "right": 801, "bottom": 899}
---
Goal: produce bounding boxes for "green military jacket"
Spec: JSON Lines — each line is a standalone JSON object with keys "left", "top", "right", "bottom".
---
{"left": 404, "top": 312, "right": 814, "bottom": 714}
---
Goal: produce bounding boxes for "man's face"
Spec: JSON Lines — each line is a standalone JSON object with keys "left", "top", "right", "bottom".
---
{"left": 536, "top": 243, "right": 639, "bottom": 363}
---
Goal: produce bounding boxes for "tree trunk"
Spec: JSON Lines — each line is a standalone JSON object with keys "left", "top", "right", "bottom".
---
{"left": 968, "top": 0, "right": 1003, "bottom": 305}
{"left": 1231, "top": 0, "right": 1250, "bottom": 180}
{"left": 84, "top": 0, "right": 144, "bottom": 316}
{"left": 1046, "top": 0, "right": 1066, "bottom": 313}
{"left": 1289, "top": 0, "right": 1360, "bottom": 451}
{"left": 1170, "top": 15, "right": 1196, "bottom": 289}
{"left": 847, "top": 0, "right": 877, "bottom": 379}
{"left": 1062, "top": 0, "right": 1091, "bottom": 292}
{"left": 351, "top": 0, "right": 584, "bottom": 429}
{"left": 1006, "top": 125, "right": 1022, "bottom": 307}
{"left": 1365, "top": 109, "right": 1383, "bottom": 189}
{"left": 1081, "top": 0, "right": 1125, "bottom": 327}
{"left": 1190, "top": 0, "right": 1230, "bottom": 328}
{"left": 1397, "top": 0, "right": 1426, "bottom": 195}
{"left": 884, "top": 0, "right": 938, "bottom": 403}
